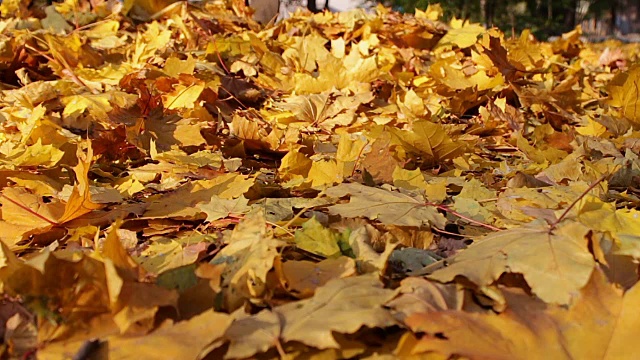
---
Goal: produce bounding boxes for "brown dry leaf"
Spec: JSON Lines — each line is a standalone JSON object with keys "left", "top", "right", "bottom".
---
{"left": 361, "top": 132, "right": 401, "bottom": 183}
{"left": 482, "top": 35, "right": 526, "bottom": 82}
{"left": 3, "top": 2, "right": 640, "bottom": 359}
{"left": 224, "top": 275, "right": 396, "bottom": 357}
{"left": 57, "top": 142, "right": 104, "bottom": 224}
{"left": 495, "top": 185, "right": 583, "bottom": 225}
{"left": 294, "top": 44, "right": 383, "bottom": 94}
{"left": 378, "top": 224, "right": 435, "bottom": 250}
{"left": 109, "top": 275, "right": 179, "bottom": 335}
{"left": 388, "top": 121, "right": 467, "bottom": 164}
{"left": 163, "top": 83, "right": 205, "bottom": 110}
{"left": 102, "top": 224, "right": 178, "bottom": 335}
{"left": 224, "top": 309, "right": 281, "bottom": 359}
{"left": 125, "top": 0, "right": 179, "bottom": 20}
{"left": 136, "top": 239, "right": 206, "bottom": 275}
{"left": 140, "top": 112, "right": 208, "bottom": 150}
{"left": 429, "top": 220, "right": 595, "bottom": 304}
{"left": 325, "top": 183, "right": 446, "bottom": 229}
{"left": 143, "top": 173, "right": 254, "bottom": 219}
{"left": 101, "top": 221, "right": 141, "bottom": 279}
{"left": 277, "top": 93, "right": 331, "bottom": 125}
{"left": 403, "top": 270, "right": 640, "bottom": 360}
{"left": 0, "top": 186, "right": 61, "bottom": 246}
{"left": 276, "top": 257, "right": 357, "bottom": 298}
{"left": 229, "top": 113, "right": 276, "bottom": 152}
{"left": 0, "top": 248, "right": 113, "bottom": 342}
{"left": 345, "top": 224, "right": 398, "bottom": 274}
{"left": 276, "top": 91, "right": 373, "bottom": 130}
{"left": 307, "top": 159, "right": 343, "bottom": 188}
{"left": 212, "top": 210, "right": 283, "bottom": 311}
{"left": 278, "top": 275, "right": 397, "bottom": 349}
{"left": 486, "top": 99, "right": 525, "bottom": 132}
{"left": 197, "top": 195, "right": 250, "bottom": 222}
{"left": 607, "top": 64, "right": 640, "bottom": 123}
{"left": 387, "top": 277, "right": 464, "bottom": 321}
{"left": 106, "top": 309, "right": 231, "bottom": 359}
{"left": 278, "top": 148, "right": 313, "bottom": 182}
{"left": 452, "top": 178, "right": 498, "bottom": 225}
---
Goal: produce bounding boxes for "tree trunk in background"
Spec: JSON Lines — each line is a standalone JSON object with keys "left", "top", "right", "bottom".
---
{"left": 483, "top": 0, "right": 496, "bottom": 26}
{"left": 564, "top": 0, "right": 577, "bottom": 29}
{"left": 609, "top": 0, "right": 617, "bottom": 34}
{"left": 461, "top": 0, "right": 470, "bottom": 21}
{"left": 307, "top": 0, "right": 328, "bottom": 13}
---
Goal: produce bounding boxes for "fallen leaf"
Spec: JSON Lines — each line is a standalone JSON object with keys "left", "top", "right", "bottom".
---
{"left": 107, "top": 309, "right": 231, "bottom": 359}
{"left": 429, "top": 220, "right": 595, "bottom": 304}
{"left": 294, "top": 217, "right": 343, "bottom": 258}
{"left": 276, "top": 257, "right": 357, "bottom": 298}
{"left": 224, "top": 309, "right": 281, "bottom": 359}
{"left": 437, "top": 19, "right": 485, "bottom": 49}
{"left": 144, "top": 174, "right": 254, "bottom": 219}
{"left": 278, "top": 275, "right": 397, "bottom": 349}
{"left": 211, "top": 210, "right": 283, "bottom": 311}
{"left": 325, "top": 183, "right": 446, "bottom": 229}
{"left": 404, "top": 270, "right": 640, "bottom": 360}
{"left": 607, "top": 64, "right": 640, "bottom": 123}
{"left": 197, "top": 195, "right": 250, "bottom": 222}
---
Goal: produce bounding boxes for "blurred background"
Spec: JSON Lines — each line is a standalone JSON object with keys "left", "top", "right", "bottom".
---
{"left": 289, "top": 0, "right": 640, "bottom": 40}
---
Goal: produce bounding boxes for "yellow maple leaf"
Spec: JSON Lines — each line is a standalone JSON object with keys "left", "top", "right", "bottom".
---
{"left": 403, "top": 270, "right": 640, "bottom": 359}
{"left": 162, "top": 83, "right": 204, "bottom": 110}
{"left": 429, "top": 220, "right": 595, "bottom": 304}
{"left": 607, "top": 64, "right": 640, "bottom": 123}
{"left": 57, "top": 142, "right": 103, "bottom": 224}
{"left": 437, "top": 19, "right": 485, "bottom": 49}
{"left": 8, "top": 139, "right": 64, "bottom": 168}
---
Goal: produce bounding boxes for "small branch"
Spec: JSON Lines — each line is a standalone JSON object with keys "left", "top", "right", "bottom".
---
{"left": 432, "top": 226, "right": 473, "bottom": 238}
{"left": 71, "top": 19, "right": 112, "bottom": 33}
{"left": 266, "top": 220, "right": 295, "bottom": 237}
{"left": 429, "top": 203, "right": 502, "bottom": 232}
{"left": 210, "top": 37, "right": 230, "bottom": 74}
{"left": 350, "top": 139, "right": 369, "bottom": 178}
{"left": 548, "top": 173, "right": 608, "bottom": 231}
{"left": 283, "top": 203, "right": 319, "bottom": 229}
{"left": 71, "top": 0, "right": 80, "bottom": 30}
{"left": 164, "top": 83, "right": 198, "bottom": 109}
{"left": 476, "top": 198, "right": 498, "bottom": 203}
{"left": 217, "top": 84, "right": 248, "bottom": 109}
{"left": 274, "top": 337, "right": 287, "bottom": 359}
{"left": 24, "top": 44, "right": 98, "bottom": 94}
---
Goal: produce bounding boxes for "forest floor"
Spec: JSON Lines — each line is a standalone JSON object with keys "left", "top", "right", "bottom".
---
{"left": 0, "top": 1, "right": 639, "bottom": 359}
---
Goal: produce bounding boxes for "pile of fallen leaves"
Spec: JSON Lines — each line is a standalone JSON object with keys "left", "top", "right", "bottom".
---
{"left": 1, "top": 0, "right": 640, "bottom": 358}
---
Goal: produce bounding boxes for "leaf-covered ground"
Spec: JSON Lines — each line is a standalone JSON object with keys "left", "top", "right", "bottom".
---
{"left": 1, "top": 0, "right": 640, "bottom": 358}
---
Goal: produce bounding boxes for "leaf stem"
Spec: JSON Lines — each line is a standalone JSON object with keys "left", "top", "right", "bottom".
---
{"left": 24, "top": 44, "right": 98, "bottom": 94}
{"left": 430, "top": 203, "right": 502, "bottom": 232}
{"left": 0, "top": 194, "right": 58, "bottom": 226}
{"left": 432, "top": 226, "right": 473, "bottom": 238}
{"left": 350, "top": 139, "right": 369, "bottom": 178}
{"left": 211, "top": 38, "right": 230, "bottom": 74}
{"left": 274, "top": 338, "right": 287, "bottom": 359}
{"left": 548, "top": 173, "right": 607, "bottom": 231}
